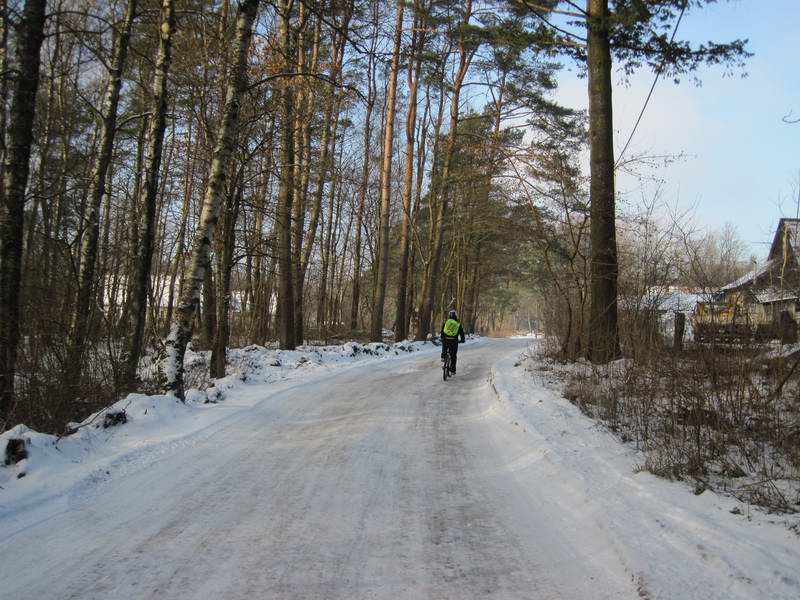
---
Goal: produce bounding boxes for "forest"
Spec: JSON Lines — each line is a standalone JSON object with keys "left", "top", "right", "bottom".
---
{"left": 0, "top": 0, "right": 761, "bottom": 448}
{"left": 5, "top": 3, "right": 800, "bottom": 596}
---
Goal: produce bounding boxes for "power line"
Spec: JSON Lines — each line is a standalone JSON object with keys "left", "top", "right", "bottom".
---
{"left": 614, "top": 4, "right": 687, "bottom": 168}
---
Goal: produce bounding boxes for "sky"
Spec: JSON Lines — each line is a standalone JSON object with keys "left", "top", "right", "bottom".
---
{"left": 550, "top": 0, "right": 800, "bottom": 259}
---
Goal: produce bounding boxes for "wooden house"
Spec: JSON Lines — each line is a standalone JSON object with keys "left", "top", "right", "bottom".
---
{"left": 694, "top": 218, "right": 800, "bottom": 342}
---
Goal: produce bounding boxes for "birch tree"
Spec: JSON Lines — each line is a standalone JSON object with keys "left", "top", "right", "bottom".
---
{"left": 123, "top": 0, "right": 176, "bottom": 388}
{"left": 164, "top": 0, "right": 260, "bottom": 399}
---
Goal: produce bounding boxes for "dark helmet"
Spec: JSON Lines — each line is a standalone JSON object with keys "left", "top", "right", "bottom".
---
{"left": 448, "top": 309, "right": 458, "bottom": 319}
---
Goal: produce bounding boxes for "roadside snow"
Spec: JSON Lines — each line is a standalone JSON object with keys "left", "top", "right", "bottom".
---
{"left": 488, "top": 343, "right": 800, "bottom": 600}
{"left": 0, "top": 338, "right": 474, "bottom": 519}
{"left": 3, "top": 337, "right": 797, "bottom": 600}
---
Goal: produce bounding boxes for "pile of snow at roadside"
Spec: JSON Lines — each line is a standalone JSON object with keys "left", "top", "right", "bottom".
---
{"left": 1, "top": 337, "right": 476, "bottom": 517}
{"left": 489, "top": 345, "right": 800, "bottom": 600}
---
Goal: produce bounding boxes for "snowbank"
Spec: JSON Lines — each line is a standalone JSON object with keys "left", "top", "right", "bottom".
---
{"left": 488, "top": 346, "right": 800, "bottom": 600}
{"left": 1, "top": 338, "right": 476, "bottom": 518}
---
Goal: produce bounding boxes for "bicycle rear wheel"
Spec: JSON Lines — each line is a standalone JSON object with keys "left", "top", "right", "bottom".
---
{"left": 442, "top": 352, "right": 449, "bottom": 381}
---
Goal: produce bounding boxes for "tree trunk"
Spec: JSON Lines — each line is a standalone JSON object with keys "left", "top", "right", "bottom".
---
{"left": 463, "top": 241, "right": 481, "bottom": 332}
{"left": 211, "top": 180, "right": 242, "bottom": 378}
{"left": 325, "top": 139, "right": 346, "bottom": 329}
{"left": 0, "top": 0, "right": 47, "bottom": 425}
{"left": 249, "top": 142, "right": 273, "bottom": 343}
{"left": 290, "top": 8, "right": 310, "bottom": 346}
{"left": 316, "top": 139, "right": 336, "bottom": 334}
{"left": 0, "top": 0, "right": 8, "bottom": 177}
{"left": 586, "top": 0, "right": 620, "bottom": 363}
{"left": 394, "top": 10, "right": 422, "bottom": 342}
{"left": 64, "top": 0, "right": 138, "bottom": 392}
{"left": 369, "top": 0, "right": 403, "bottom": 341}
{"left": 349, "top": 7, "right": 378, "bottom": 334}
{"left": 298, "top": 17, "right": 347, "bottom": 341}
{"left": 23, "top": 10, "right": 60, "bottom": 281}
{"left": 118, "top": 113, "right": 147, "bottom": 335}
{"left": 415, "top": 0, "right": 473, "bottom": 340}
{"left": 123, "top": 0, "right": 176, "bottom": 388}
{"left": 163, "top": 0, "right": 259, "bottom": 399}
{"left": 406, "top": 83, "right": 431, "bottom": 336}
{"left": 276, "top": 0, "right": 296, "bottom": 349}
{"left": 165, "top": 110, "right": 195, "bottom": 331}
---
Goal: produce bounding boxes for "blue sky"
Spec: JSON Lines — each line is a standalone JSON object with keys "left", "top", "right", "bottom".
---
{"left": 552, "top": 0, "right": 800, "bottom": 258}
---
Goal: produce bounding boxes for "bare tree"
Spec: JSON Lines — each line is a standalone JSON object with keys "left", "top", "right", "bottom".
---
{"left": 164, "top": 0, "right": 260, "bottom": 399}
{"left": 0, "top": 0, "right": 47, "bottom": 425}
{"left": 123, "top": 0, "right": 176, "bottom": 388}
{"left": 65, "top": 0, "right": 139, "bottom": 390}
{"left": 369, "top": 0, "right": 403, "bottom": 342}
{"left": 415, "top": 0, "right": 476, "bottom": 340}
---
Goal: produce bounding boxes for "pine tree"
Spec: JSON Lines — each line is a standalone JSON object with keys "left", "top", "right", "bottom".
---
{"left": 511, "top": 0, "right": 749, "bottom": 362}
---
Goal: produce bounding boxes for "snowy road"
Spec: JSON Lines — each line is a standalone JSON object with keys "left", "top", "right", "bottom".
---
{"left": 1, "top": 339, "right": 797, "bottom": 599}
{"left": 1, "top": 340, "right": 632, "bottom": 599}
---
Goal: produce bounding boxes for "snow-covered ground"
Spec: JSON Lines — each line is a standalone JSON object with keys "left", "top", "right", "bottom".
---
{"left": 1, "top": 338, "right": 798, "bottom": 599}
{"left": 0, "top": 339, "right": 453, "bottom": 517}
{"left": 489, "top": 344, "right": 799, "bottom": 600}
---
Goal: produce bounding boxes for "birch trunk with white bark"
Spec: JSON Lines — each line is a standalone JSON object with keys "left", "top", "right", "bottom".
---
{"left": 123, "top": 0, "right": 176, "bottom": 388}
{"left": 163, "top": 0, "right": 259, "bottom": 399}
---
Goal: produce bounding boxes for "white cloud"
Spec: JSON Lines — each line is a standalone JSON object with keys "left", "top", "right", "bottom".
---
{"left": 551, "top": 66, "right": 798, "bottom": 258}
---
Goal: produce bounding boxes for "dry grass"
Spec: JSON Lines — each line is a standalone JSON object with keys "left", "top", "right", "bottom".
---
{"left": 538, "top": 327, "right": 800, "bottom": 514}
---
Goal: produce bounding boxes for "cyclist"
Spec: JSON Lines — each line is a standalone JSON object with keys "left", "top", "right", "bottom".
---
{"left": 441, "top": 309, "right": 466, "bottom": 375}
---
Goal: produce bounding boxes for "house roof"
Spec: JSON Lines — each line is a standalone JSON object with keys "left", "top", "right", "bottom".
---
{"left": 717, "top": 219, "right": 800, "bottom": 294}
{"left": 768, "top": 218, "right": 800, "bottom": 262}
{"left": 720, "top": 258, "right": 776, "bottom": 292}
{"left": 619, "top": 287, "right": 712, "bottom": 313}
{"left": 753, "top": 287, "right": 800, "bottom": 304}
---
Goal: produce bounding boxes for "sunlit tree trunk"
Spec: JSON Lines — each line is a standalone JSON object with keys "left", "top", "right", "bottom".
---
{"left": 123, "top": 0, "right": 176, "bottom": 388}
{"left": 163, "top": 0, "right": 259, "bottom": 399}
{"left": 317, "top": 100, "right": 345, "bottom": 335}
{"left": 406, "top": 84, "right": 430, "bottom": 336}
{"left": 369, "top": 0, "right": 403, "bottom": 341}
{"left": 394, "top": 7, "right": 423, "bottom": 342}
{"left": 299, "top": 15, "right": 348, "bottom": 339}
{"left": 350, "top": 4, "right": 378, "bottom": 333}
{"left": 415, "top": 0, "right": 474, "bottom": 340}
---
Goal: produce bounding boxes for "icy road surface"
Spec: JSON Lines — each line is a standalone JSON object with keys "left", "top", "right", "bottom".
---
{"left": 1, "top": 339, "right": 797, "bottom": 599}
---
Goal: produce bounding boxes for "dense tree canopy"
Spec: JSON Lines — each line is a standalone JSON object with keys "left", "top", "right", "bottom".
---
{"left": 0, "top": 0, "right": 750, "bottom": 431}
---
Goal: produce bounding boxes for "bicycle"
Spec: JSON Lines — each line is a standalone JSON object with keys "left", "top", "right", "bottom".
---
{"left": 442, "top": 348, "right": 451, "bottom": 381}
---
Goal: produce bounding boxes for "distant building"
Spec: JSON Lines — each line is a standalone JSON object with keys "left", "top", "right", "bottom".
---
{"left": 694, "top": 218, "right": 800, "bottom": 342}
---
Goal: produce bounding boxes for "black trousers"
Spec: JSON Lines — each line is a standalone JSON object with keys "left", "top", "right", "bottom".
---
{"left": 441, "top": 338, "right": 459, "bottom": 372}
